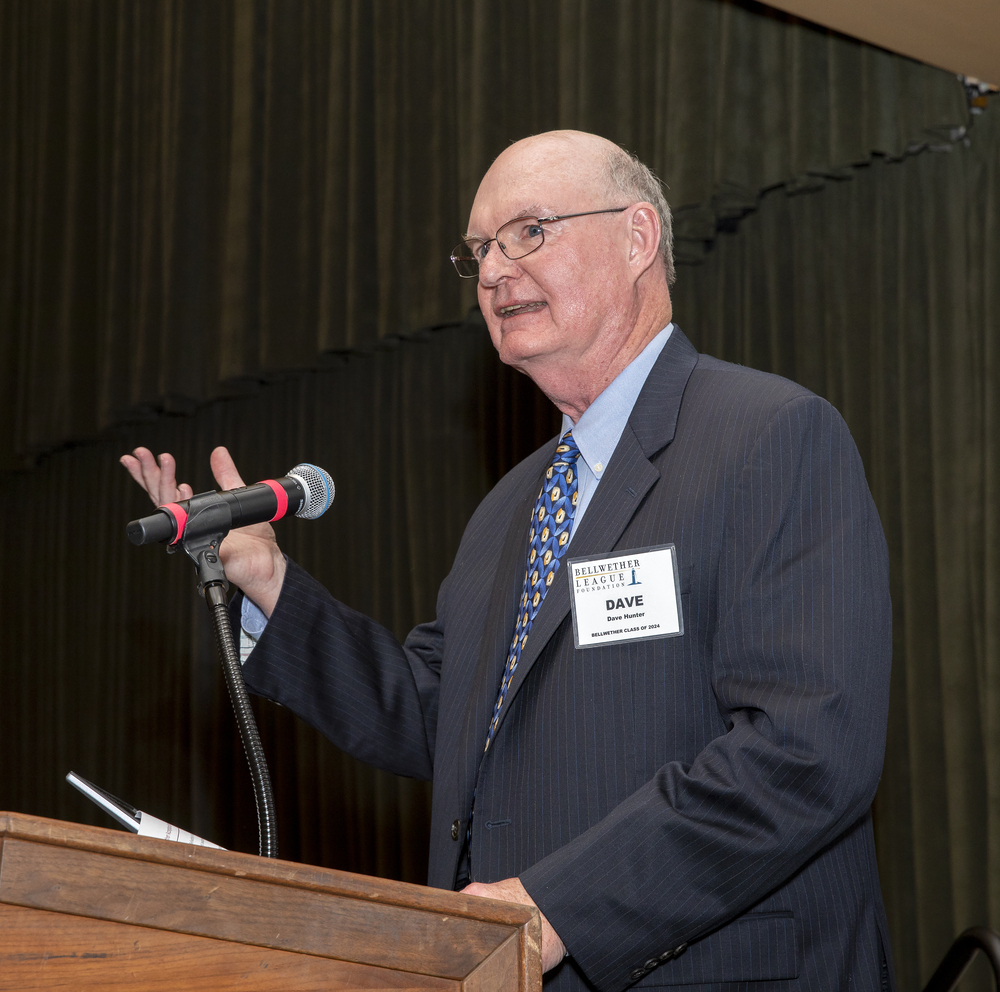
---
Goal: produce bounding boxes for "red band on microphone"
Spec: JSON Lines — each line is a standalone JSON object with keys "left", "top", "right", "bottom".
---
{"left": 161, "top": 503, "right": 188, "bottom": 544}
{"left": 261, "top": 479, "right": 289, "bottom": 521}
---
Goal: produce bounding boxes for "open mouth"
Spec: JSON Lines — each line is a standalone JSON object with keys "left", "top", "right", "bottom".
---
{"left": 498, "top": 302, "right": 547, "bottom": 316}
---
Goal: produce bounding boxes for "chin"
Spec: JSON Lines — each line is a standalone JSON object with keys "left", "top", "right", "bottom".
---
{"left": 492, "top": 322, "right": 558, "bottom": 370}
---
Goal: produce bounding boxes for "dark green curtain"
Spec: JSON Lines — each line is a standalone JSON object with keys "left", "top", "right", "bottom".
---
{"left": 1, "top": 2, "right": 995, "bottom": 989}
{"left": 0, "top": 0, "right": 965, "bottom": 467}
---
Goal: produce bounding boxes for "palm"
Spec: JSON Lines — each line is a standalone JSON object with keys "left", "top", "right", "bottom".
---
{"left": 120, "top": 445, "right": 286, "bottom": 612}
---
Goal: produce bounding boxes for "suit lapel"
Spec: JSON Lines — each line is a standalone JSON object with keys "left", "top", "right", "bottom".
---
{"left": 487, "top": 426, "right": 659, "bottom": 736}
{"left": 453, "top": 328, "right": 701, "bottom": 791}
{"left": 483, "top": 328, "right": 700, "bottom": 745}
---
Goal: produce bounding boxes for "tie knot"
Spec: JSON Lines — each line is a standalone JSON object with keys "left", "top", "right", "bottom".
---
{"left": 553, "top": 430, "right": 580, "bottom": 464}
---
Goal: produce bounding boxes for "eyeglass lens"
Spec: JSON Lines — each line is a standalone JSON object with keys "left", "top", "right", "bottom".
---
{"left": 452, "top": 217, "right": 546, "bottom": 276}
{"left": 495, "top": 217, "right": 545, "bottom": 259}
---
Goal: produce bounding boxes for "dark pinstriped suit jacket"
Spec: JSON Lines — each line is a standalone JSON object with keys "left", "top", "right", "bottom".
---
{"left": 242, "top": 327, "right": 895, "bottom": 992}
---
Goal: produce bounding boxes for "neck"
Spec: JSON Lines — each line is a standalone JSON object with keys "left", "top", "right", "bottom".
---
{"left": 531, "top": 302, "right": 672, "bottom": 422}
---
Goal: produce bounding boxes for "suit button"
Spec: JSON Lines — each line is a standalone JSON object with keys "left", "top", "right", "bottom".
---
{"left": 629, "top": 969, "right": 645, "bottom": 980}
{"left": 451, "top": 819, "right": 460, "bottom": 841}
{"left": 643, "top": 958, "right": 659, "bottom": 970}
{"left": 674, "top": 943, "right": 688, "bottom": 956}
{"left": 658, "top": 949, "right": 674, "bottom": 963}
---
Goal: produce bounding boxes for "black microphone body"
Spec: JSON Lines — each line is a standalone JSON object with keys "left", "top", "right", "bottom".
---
{"left": 127, "top": 464, "right": 334, "bottom": 546}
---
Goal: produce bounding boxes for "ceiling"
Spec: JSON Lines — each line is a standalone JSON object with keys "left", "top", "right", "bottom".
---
{"left": 762, "top": 0, "right": 999, "bottom": 86}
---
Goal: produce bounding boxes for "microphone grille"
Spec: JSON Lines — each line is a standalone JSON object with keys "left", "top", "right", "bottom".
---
{"left": 287, "top": 463, "right": 335, "bottom": 520}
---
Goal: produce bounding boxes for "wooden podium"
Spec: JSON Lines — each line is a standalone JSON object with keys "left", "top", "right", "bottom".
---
{"left": 0, "top": 812, "right": 541, "bottom": 991}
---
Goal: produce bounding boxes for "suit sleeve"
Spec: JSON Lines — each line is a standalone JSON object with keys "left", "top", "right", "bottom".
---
{"left": 239, "top": 560, "right": 446, "bottom": 780}
{"left": 519, "top": 393, "right": 892, "bottom": 991}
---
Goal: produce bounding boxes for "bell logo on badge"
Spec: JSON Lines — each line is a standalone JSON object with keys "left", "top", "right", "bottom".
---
{"left": 567, "top": 544, "right": 683, "bottom": 649}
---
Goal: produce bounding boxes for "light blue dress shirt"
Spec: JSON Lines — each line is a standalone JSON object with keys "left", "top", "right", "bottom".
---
{"left": 561, "top": 323, "right": 672, "bottom": 544}
{"left": 241, "top": 323, "right": 674, "bottom": 649}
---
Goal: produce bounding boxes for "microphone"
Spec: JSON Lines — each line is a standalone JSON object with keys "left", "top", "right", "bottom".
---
{"left": 126, "top": 463, "right": 335, "bottom": 546}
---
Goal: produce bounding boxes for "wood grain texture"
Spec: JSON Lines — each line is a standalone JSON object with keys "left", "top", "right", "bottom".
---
{"left": 1, "top": 839, "right": 509, "bottom": 977}
{"left": 461, "top": 934, "right": 521, "bottom": 992}
{"left": 0, "top": 904, "right": 457, "bottom": 991}
{"left": 0, "top": 814, "right": 542, "bottom": 992}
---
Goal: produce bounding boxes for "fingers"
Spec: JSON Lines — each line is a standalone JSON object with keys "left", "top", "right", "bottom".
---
{"left": 157, "top": 452, "right": 180, "bottom": 500}
{"left": 119, "top": 447, "right": 193, "bottom": 506}
{"left": 119, "top": 452, "right": 149, "bottom": 493}
{"left": 120, "top": 446, "right": 246, "bottom": 505}
{"left": 119, "top": 447, "right": 161, "bottom": 505}
{"left": 210, "top": 446, "right": 247, "bottom": 491}
{"left": 155, "top": 452, "right": 194, "bottom": 501}
{"left": 460, "top": 878, "right": 565, "bottom": 971}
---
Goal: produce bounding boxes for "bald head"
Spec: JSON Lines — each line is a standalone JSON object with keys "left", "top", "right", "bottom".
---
{"left": 478, "top": 130, "right": 609, "bottom": 196}
{"left": 472, "top": 132, "right": 674, "bottom": 283}
{"left": 470, "top": 132, "right": 608, "bottom": 234}
{"left": 467, "top": 130, "right": 674, "bottom": 421}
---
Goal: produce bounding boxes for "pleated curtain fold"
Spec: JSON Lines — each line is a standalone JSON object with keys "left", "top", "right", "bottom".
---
{"left": 0, "top": 0, "right": 967, "bottom": 467}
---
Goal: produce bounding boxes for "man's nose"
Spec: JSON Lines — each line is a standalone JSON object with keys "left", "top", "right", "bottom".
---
{"left": 477, "top": 245, "right": 519, "bottom": 287}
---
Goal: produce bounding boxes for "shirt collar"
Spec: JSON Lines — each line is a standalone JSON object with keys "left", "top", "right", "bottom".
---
{"left": 561, "top": 323, "right": 674, "bottom": 479}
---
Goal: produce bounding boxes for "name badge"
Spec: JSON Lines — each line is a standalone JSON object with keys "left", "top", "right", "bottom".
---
{"left": 567, "top": 544, "right": 683, "bottom": 648}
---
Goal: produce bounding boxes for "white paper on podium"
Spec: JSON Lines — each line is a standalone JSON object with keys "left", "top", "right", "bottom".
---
{"left": 136, "top": 811, "right": 225, "bottom": 849}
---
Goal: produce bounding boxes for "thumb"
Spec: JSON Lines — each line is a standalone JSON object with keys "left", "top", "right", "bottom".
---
{"left": 210, "top": 446, "right": 247, "bottom": 491}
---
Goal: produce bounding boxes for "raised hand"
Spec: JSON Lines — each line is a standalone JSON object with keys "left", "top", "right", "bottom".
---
{"left": 120, "top": 447, "right": 194, "bottom": 507}
{"left": 120, "top": 446, "right": 287, "bottom": 615}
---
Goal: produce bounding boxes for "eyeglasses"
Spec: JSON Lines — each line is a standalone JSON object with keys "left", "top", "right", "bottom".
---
{"left": 450, "top": 207, "right": 628, "bottom": 278}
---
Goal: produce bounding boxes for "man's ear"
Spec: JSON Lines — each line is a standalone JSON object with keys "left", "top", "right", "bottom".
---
{"left": 627, "top": 203, "right": 662, "bottom": 278}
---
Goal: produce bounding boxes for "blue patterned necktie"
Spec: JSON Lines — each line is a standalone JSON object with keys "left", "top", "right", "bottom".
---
{"left": 484, "top": 431, "right": 581, "bottom": 752}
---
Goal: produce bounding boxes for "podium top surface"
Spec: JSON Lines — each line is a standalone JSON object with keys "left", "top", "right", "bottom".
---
{"left": 0, "top": 811, "right": 542, "bottom": 991}
{"left": 0, "top": 810, "right": 532, "bottom": 922}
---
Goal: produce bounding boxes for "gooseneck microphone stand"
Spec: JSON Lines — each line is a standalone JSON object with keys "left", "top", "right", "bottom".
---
{"left": 128, "top": 466, "right": 334, "bottom": 859}
{"left": 169, "top": 501, "right": 278, "bottom": 860}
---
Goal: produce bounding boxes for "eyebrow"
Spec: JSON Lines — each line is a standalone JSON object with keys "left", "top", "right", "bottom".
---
{"left": 464, "top": 204, "right": 550, "bottom": 241}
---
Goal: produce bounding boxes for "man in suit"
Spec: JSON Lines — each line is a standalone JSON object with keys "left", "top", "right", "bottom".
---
{"left": 123, "top": 130, "right": 894, "bottom": 990}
